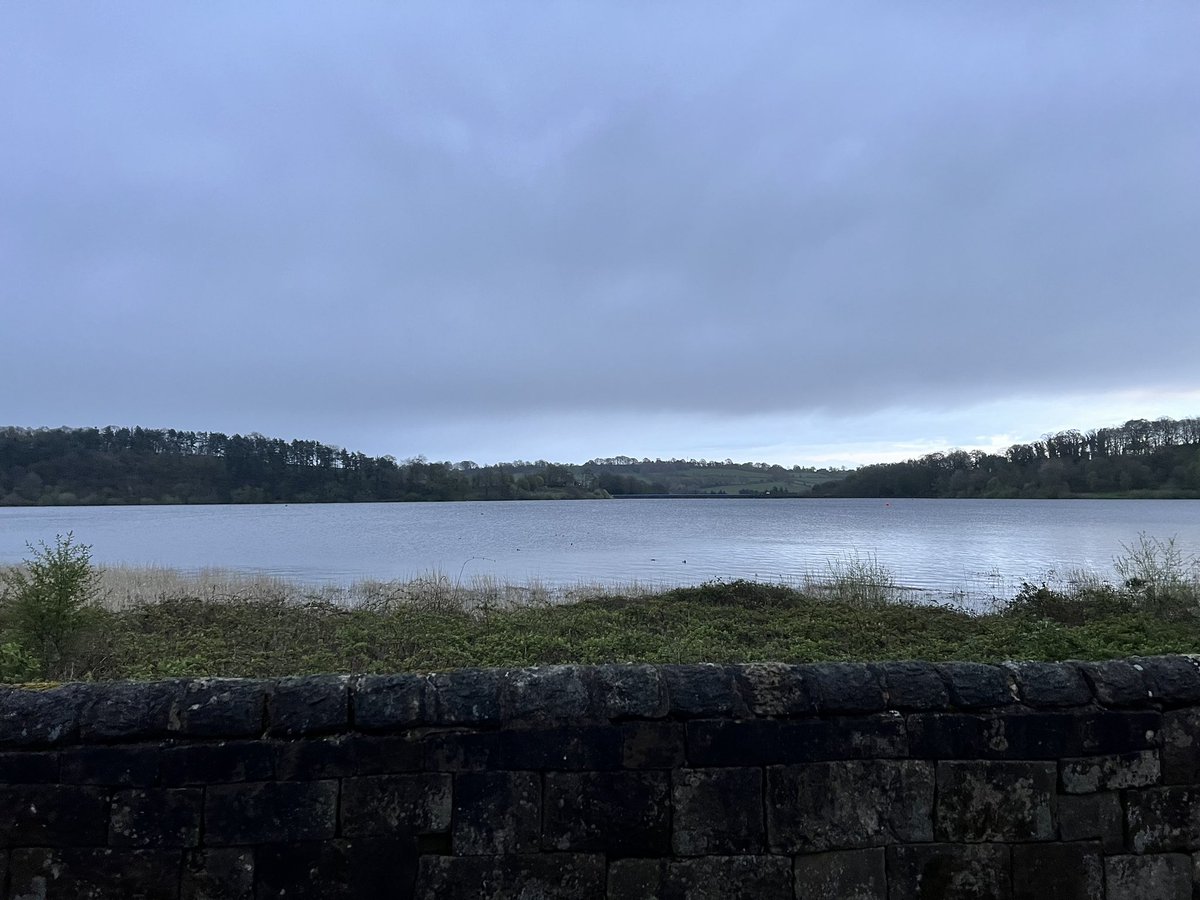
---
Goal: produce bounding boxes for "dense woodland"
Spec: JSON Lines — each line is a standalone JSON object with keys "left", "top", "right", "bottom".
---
{"left": 812, "top": 417, "right": 1200, "bottom": 499}
{"left": 0, "top": 426, "right": 840, "bottom": 506}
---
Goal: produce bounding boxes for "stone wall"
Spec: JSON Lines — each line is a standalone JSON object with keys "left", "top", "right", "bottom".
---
{"left": 2, "top": 657, "right": 1200, "bottom": 898}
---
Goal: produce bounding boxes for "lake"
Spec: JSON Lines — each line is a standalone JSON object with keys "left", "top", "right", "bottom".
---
{"left": 1, "top": 498, "right": 1197, "bottom": 606}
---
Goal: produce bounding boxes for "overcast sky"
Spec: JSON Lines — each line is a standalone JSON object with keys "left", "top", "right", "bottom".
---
{"left": 2, "top": 4, "right": 1198, "bottom": 467}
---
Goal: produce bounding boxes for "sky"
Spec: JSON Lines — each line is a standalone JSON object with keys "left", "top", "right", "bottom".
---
{"left": 2, "top": 4, "right": 1198, "bottom": 468}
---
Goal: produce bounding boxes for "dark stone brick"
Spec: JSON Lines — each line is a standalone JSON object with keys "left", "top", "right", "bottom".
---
{"left": 179, "top": 678, "right": 266, "bottom": 737}
{"left": 110, "top": 788, "right": 202, "bottom": 848}
{"left": 161, "top": 740, "right": 274, "bottom": 785}
{"left": 341, "top": 773, "right": 452, "bottom": 837}
{"left": 268, "top": 675, "right": 349, "bottom": 736}
{"left": 938, "top": 662, "right": 1016, "bottom": 709}
{"left": 274, "top": 734, "right": 423, "bottom": 779}
{"left": 621, "top": 721, "right": 686, "bottom": 769}
{"left": 0, "top": 784, "right": 108, "bottom": 846}
{"left": 1005, "top": 661, "right": 1093, "bottom": 708}
{"left": 733, "top": 663, "right": 816, "bottom": 716}
{"left": 907, "top": 713, "right": 1008, "bottom": 759}
{"left": 878, "top": 661, "right": 949, "bottom": 711}
{"left": 423, "top": 730, "right": 501, "bottom": 771}
{"left": 0, "top": 684, "right": 85, "bottom": 747}
{"left": 766, "top": 760, "right": 934, "bottom": 853}
{"left": 1001, "top": 712, "right": 1089, "bottom": 758}
{"left": 418, "top": 853, "right": 605, "bottom": 900}
{"left": 1011, "top": 842, "right": 1103, "bottom": 900}
{"left": 204, "top": 780, "right": 338, "bottom": 845}
{"left": 502, "top": 665, "right": 591, "bottom": 721}
{"left": 500, "top": 725, "right": 622, "bottom": 770}
{"left": 1105, "top": 853, "right": 1193, "bottom": 900}
{"left": 0, "top": 750, "right": 59, "bottom": 783}
{"left": 61, "top": 743, "right": 162, "bottom": 786}
{"left": 79, "top": 679, "right": 185, "bottom": 741}
{"left": 592, "top": 664, "right": 667, "bottom": 719}
{"left": 1058, "top": 793, "right": 1124, "bottom": 852}
{"left": 255, "top": 838, "right": 420, "bottom": 899}
{"left": 794, "top": 848, "right": 887, "bottom": 900}
{"left": 672, "top": 767, "right": 763, "bottom": 855}
{"left": 935, "top": 761, "right": 1056, "bottom": 842}
{"left": 1060, "top": 750, "right": 1160, "bottom": 793}
{"left": 8, "top": 848, "right": 181, "bottom": 900}
{"left": 1161, "top": 708, "right": 1200, "bottom": 784}
{"left": 1134, "top": 656, "right": 1200, "bottom": 706}
{"left": 608, "top": 856, "right": 793, "bottom": 900}
{"left": 1125, "top": 786, "right": 1200, "bottom": 854}
{"left": 1078, "top": 660, "right": 1153, "bottom": 707}
{"left": 352, "top": 734, "right": 427, "bottom": 775}
{"left": 429, "top": 668, "right": 502, "bottom": 725}
{"left": 606, "top": 858, "right": 664, "bottom": 900}
{"left": 543, "top": 771, "right": 670, "bottom": 854}
{"left": 688, "top": 715, "right": 905, "bottom": 767}
{"left": 181, "top": 848, "right": 254, "bottom": 900}
{"left": 353, "top": 673, "right": 430, "bottom": 730}
{"left": 452, "top": 771, "right": 540, "bottom": 854}
{"left": 886, "top": 843, "right": 1011, "bottom": 900}
{"left": 1080, "top": 710, "right": 1160, "bottom": 754}
{"left": 804, "top": 662, "right": 887, "bottom": 713}
{"left": 662, "top": 664, "right": 745, "bottom": 717}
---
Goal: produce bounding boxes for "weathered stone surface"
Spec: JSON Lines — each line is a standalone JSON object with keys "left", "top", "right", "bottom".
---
{"left": 733, "top": 663, "right": 816, "bottom": 716}
{"left": 938, "top": 662, "right": 1016, "bottom": 709}
{"left": 109, "top": 788, "right": 202, "bottom": 848}
{"left": 178, "top": 678, "right": 265, "bottom": 737}
{"left": 452, "top": 771, "right": 541, "bottom": 854}
{"left": 935, "top": 761, "right": 1056, "bottom": 842}
{"left": 354, "top": 673, "right": 430, "bottom": 729}
{"left": 1080, "top": 709, "right": 1160, "bottom": 754}
{"left": 429, "top": 668, "right": 502, "bottom": 725}
{"left": 1078, "top": 660, "right": 1153, "bottom": 707}
{"left": 1005, "top": 661, "right": 1093, "bottom": 708}
{"left": 502, "top": 666, "right": 592, "bottom": 722}
{"left": 878, "top": 661, "right": 949, "bottom": 711}
{"left": 608, "top": 856, "right": 793, "bottom": 900}
{"left": 423, "top": 730, "right": 501, "bottom": 771}
{"left": 256, "top": 838, "right": 420, "bottom": 899}
{"left": 268, "top": 675, "right": 349, "bottom": 735}
{"left": 1124, "top": 786, "right": 1200, "bottom": 854}
{"left": 1058, "top": 792, "right": 1124, "bottom": 852}
{"left": 0, "top": 784, "right": 109, "bottom": 846}
{"left": 672, "top": 767, "right": 763, "bottom": 855}
{"left": 274, "top": 734, "right": 423, "bottom": 779}
{"left": 0, "top": 750, "right": 58, "bottom": 783}
{"left": 606, "top": 858, "right": 664, "bottom": 900}
{"left": 1161, "top": 708, "right": 1200, "bottom": 784}
{"left": 204, "top": 780, "right": 338, "bottom": 845}
{"left": 1134, "top": 656, "right": 1200, "bottom": 706}
{"left": 180, "top": 849, "right": 254, "bottom": 900}
{"left": 910, "top": 712, "right": 1094, "bottom": 759}
{"left": 592, "top": 664, "right": 667, "bottom": 719}
{"left": 79, "top": 680, "right": 184, "bottom": 741}
{"left": 161, "top": 740, "right": 274, "bottom": 785}
{"left": 1105, "top": 853, "right": 1192, "bottom": 900}
{"left": 886, "top": 843, "right": 1011, "bottom": 900}
{"left": 341, "top": 773, "right": 452, "bottom": 837}
{"left": 418, "top": 853, "right": 605, "bottom": 899}
{"left": 543, "top": 771, "right": 670, "bottom": 854}
{"left": 793, "top": 848, "right": 886, "bottom": 900}
{"left": 663, "top": 664, "right": 745, "bottom": 717}
{"left": 1060, "top": 749, "right": 1160, "bottom": 793}
{"left": 621, "top": 721, "right": 686, "bottom": 769}
{"left": 688, "top": 715, "right": 906, "bottom": 767}
{"left": 61, "top": 743, "right": 162, "bottom": 786}
{"left": 501, "top": 725, "right": 622, "bottom": 770}
{"left": 8, "top": 848, "right": 181, "bottom": 900}
{"left": 1011, "top": 842, "right": 1102, "bottom": 900}
{"left": 767, "top": 760, "right": 934, "bottom": 852}
{"left": 804, "top": 662, "right": 887, "bottom": 713}
{"left": 0, "top": 684, "right": 85, "bottom": 747}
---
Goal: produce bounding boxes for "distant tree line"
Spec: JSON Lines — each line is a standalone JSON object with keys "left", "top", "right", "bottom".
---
{"left": 811, "top": 417, "right": 1200, "bottom": 499}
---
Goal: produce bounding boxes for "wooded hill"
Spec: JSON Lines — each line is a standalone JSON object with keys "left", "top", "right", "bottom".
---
{"left": 811, "top": 416, "right": 1200, "bottom": 499}
{"left": 0, "top": 427, "right": 844, "bottom": 506}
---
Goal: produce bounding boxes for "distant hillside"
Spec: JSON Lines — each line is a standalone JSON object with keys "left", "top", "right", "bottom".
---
{"left": 811, "top": 417, "right": 1200, "bottom": 499}
{"left": 0, "top": 426, "right": 845, "bottom": 506}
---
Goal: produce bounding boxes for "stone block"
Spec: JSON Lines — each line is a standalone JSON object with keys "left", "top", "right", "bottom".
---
{"left": 804, "top": 662, "right": 887, "bottom": 713}
{"left": 878, "top": 661, "right": 949, "bottom": 711}
{"left": 180, "top": 849, "right": 254, "bottom": 900}
{"left": 1105, "top": 853, "right": 1192, "bottom": 900}
{"left": 938, "top": 662, "right": 1016, "bottom": 709}
{"left": 687, "top": 715, "right": 905, "bottom": 767}
{"left": 8, "top": 848, "right": 180, "bottom": 900}
{"left": 341, "top": 773, "right": 452, "bottom": 837}
{"left": 662, "top": 664, "right": 745, "bottom": 716}
{"left": 1011, "top": 842, "right": 1103, "bottom": 900}
{"left": 733, "top": 662, "right": 816, "bottom": 716}
{"left": 614, "top": 856, "right": 794, "bottom": 900}
{"left": 607, "top": 858, "right": 664, "bottom": 900}
{"left": 0, "top": 684, "right": 85, "bottom": 747}
{"left": 1060, "top": 749, "right": 1160, "bottom": 793}
{"left": 1005, "top": 661, "right": 1092, "bottom": 708}
{"left": 204, "top": 780, "right": 338, "bottom": 845}
{"left": 1161, "top": 708, "right": 1200, "bottom": 784}
{"left": 110, "top": 788, "right": 202, "bottom": 848}
{"left": 353, "top": 673, "right": 430, "bottom": 729}
{"left": 1135, "top": 656, "right": 1200, "bottom": 706}
{"left": 423, "top": 729, "right": 501, "bottom": 771}
{"left": 274, "top": 734, "right": 423, "bottom": 779}
{"left": 419, "top": 854, "right": 605, "bottom": 899}
{"left": 178, "top": 678, "right": 265, "bottom": 737}
{"left": 621, "top": 721, "right": 686, "bottom": 769}
{"left": 1058, "top": 792, "right": 1124, "bottom": 852}
{"left": 0, "top": 750, "right": 58, "bottom": 783}
{"left": 766, "top": 760, "right": 934, "bottom": 852}
{"left": 1081, "top": 710, "right": 1160, "bottom": 754}
{"left": 452, "top": 771, "right": 541, "bottom": 854}
{"left": 502, "top": 665, "right": 592, "bottom": 721}
{"left": 672, "top": 767, "right": 764, "bottom": 855}
{"left": 1124, "top": 785, "right": 1200, "bottom": 853}
{"left": 79, "top": 679, "right": 184, "bottom": 741}
{"left": 935, "top": 761, "right": 1056, "bottom": 842}
{"left": 61, "top": 743, "right": 162, "bottom": 786}
{"left": 267, "top": 674, "right": 349, "bottom": 735}
{"left": 429, "top": 668, "right": 502, "bottom": 725}
{"left": 886, "top": 843, "right": 1011, "bottom": 900}
{"left": 1001, "top": 712, "right": 1089, "bottom": 758}
{"left": 793, "top": 848, "right": 886, "bottom": 900}
{"left": 543, "top": 771, "right": 670, "bottom": 854}
{"left": 1078, "top": 660, "right": 1153, "bottom": 707}
{"left": 0, "top": 784, "right": 108, "bottom": 846}
{"left": 591, "top": 664, "right": 667, "bottom": 719}
{"left": 255, "top": 838, "right": 420, "bottom": 899}
{"left": 907, "top": 713, "right": 1008, "bottom": 759}
{"left": 500, "top": 725, "right": 622, "bottom": 770}
{"left": 160, "top": 740, "right": 274, "bottom": 785}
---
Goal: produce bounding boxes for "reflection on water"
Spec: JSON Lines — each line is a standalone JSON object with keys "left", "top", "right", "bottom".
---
{"left": 1, "top": 498, "right": 1197, "bottom": 607}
